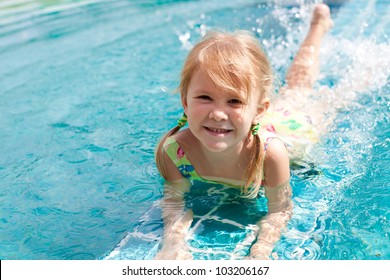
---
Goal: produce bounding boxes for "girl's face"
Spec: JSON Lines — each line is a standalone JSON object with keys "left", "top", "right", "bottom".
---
{"left": 183, "top": 68, "right": 268, "bottom": 153}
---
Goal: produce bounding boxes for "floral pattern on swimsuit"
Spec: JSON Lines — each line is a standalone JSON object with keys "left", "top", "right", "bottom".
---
{"left": 163, "top": 136, "right": 203, "bottom": 181}
{"left": 163, "top": 136, "right": 274, "bottom": 184}
{"left": 262, "top": 107, "right": 319, "bottom": 146}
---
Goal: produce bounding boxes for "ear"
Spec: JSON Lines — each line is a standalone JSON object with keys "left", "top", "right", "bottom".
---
{"left": 181, "top": 95, "right": 188, "bottom": 113}
{"left": 253, "top": 97, "right": 270, "bottom": 123}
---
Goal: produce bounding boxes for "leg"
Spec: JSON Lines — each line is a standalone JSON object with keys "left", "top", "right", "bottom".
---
{"left": 267, "top": 5, "right": 334, "bottom": 156}
{"left": 285, "top": 4, "right": 333, "bottom": 90}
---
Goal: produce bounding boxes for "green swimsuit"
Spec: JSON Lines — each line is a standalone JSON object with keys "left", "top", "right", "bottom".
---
{"left": 163, "top": 107, "right": 318, "bottom": 184}
{"left": 163, "top": 136, "right": 274, "bottom": 185}
{"left": 163, "top": 136, "right": 206, "bottom": 182}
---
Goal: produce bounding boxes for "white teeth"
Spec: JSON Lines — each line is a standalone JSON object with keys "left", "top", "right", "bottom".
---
{"left": 208, "top": 127, "right": 229, "bottom": 133}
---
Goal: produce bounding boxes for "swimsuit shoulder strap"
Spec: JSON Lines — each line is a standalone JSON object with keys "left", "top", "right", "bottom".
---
{"left": 261, "top": 132, "right": 279, "bottom": 153}
{"left": 163, "top": 136, "right": 202, "bottom": 181}
{"left": 263, "top": 136, "right": 277, "bottom": 152}
{"left": 163, "top": 135, "right": 277, "bottom": 186}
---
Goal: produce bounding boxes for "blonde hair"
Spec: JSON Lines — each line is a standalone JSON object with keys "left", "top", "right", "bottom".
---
{"left": 156, "top": 30, "right": 273, "bottom": 198}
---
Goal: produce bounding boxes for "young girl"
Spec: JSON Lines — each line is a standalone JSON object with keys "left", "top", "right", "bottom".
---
{"left": 154, "top": 4, "right": 333, "bottom": 260}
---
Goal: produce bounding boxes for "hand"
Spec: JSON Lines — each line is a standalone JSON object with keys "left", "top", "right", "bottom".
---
{"left": 246, "top": 241, "right": 273, "bottom": 260}
{"left": 154, "top": 243, "right": 193, "bottom": 260}
{"left": 155, "top": 210, "right": 194, "bottom": 260}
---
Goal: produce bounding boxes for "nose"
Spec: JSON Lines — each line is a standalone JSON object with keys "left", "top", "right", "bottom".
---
{"left": 209, "top": 107, "right": 228, "bottom": 121}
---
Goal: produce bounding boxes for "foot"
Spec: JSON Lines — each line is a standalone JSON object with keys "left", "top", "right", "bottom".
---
{"left": 310, "top": 4, "right": 333, "bottom": 34}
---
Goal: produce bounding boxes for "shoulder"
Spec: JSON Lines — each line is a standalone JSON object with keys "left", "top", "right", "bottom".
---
{"left": 175, "top": 128, "right": 195, "bottom": 146}
{"left": 262, "top": 138, "right": 290, "bottom": 188}
{"left": 162, "top": 129, "right": 189, "bottom": 156}
{"left": 156, "top": 132, "right": 184, "bottom": 182}
{"left": 159, "top": 129, "right": 194, "bottom": 182}
{"left": 161, "top": 146, "right": 186, "bottom": 182}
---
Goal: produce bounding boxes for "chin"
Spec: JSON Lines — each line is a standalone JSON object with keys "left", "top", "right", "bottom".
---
{"left": 202, "top": 142, "right": 231, "bottom": 153}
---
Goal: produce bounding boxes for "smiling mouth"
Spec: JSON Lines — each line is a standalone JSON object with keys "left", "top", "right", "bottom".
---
{"left": 204, "top": 127, "right": 233, "bottom": 135}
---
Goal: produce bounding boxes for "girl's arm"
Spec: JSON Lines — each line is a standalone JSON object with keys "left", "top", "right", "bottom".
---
{"left": 154, "top": 149, "right": 193, "bottom": 260}
{"left": 248, "top": 138, "right": 292, "bottom": 259}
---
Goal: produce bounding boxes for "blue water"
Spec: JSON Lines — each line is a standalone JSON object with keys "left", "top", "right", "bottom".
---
{"left": 0, "top": 0, "right": 389, "bottom": 260}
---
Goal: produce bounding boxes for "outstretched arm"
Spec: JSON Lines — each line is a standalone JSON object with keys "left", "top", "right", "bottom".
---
{"left": 248, "top": 182, "right": 292, "bottom": 259}
{"left": 248, "top": 139, "right": 292, "bottom": 259}
{"left": 154, "top": 148, "right": 193, "bottom": 260}
{"left": 155, "top": 179, "right": 193, "bottom": 260}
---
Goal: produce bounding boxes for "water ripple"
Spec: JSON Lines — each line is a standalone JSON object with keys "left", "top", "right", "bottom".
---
{"left": 276, "top": 235, "right": 321, "bottom": 260}
{"left": 124, "top": 183, "right": 159, "bottom": 204}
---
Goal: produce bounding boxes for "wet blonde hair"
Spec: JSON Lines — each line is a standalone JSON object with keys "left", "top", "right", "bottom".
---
{"left": 156, "top": 30, "right": 273, "bottom": 198}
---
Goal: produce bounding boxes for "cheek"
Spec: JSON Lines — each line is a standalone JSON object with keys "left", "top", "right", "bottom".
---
{"left": 186, "top": 103, "right": 200, "bottom": 116}
{"left": 233, "top": 109, "right": 254, "bottom": 124}
{"left": 185, "top": 102, "right": 208, "bottom": 123}
{"left": 234, "top": 114, "right": 245, "bottom": 124}
{"left": 232, "top": 112, "right": 250, "bottom": 131}
{"left": 235, "top": 110, "right": 256, "bottom": 131}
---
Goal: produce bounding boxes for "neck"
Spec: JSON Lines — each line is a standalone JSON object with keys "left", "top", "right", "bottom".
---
{"left": 196, "top": 135, "right": 253, "bottom": 177}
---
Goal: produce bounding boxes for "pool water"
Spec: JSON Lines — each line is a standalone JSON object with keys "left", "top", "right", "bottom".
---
{"left": 0, "top": 0, "right": 389, "bottom": 260}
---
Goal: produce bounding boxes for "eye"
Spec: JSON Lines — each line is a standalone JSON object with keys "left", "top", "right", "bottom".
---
{"left": 197, "top": 95, "right": 212, "bottom": 101}
{"left": 228, "top": 98, "right": 243, "bottom": 105}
